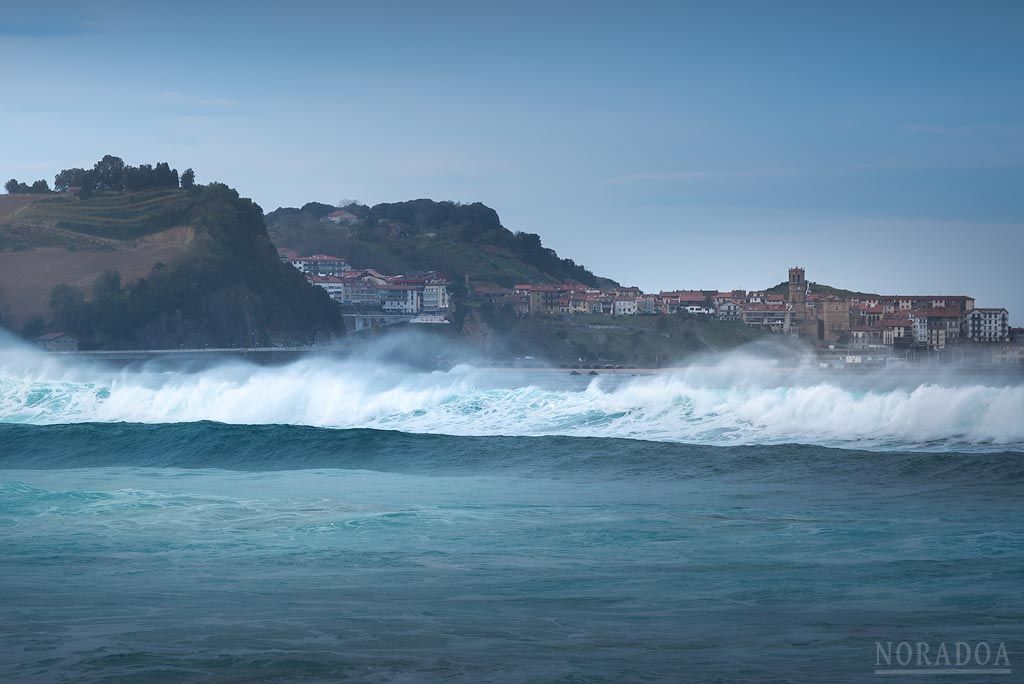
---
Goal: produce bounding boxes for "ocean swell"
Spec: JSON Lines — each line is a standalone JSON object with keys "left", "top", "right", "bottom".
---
{"left": 1, "top": 346, "right": 1022, "bottom": 451}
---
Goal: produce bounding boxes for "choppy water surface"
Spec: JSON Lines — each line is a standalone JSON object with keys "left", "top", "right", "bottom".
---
{"left": 1, "top": 343, "right": 1021, "bottom": 682}
{"left": 1, "top": 346, "right": 1023, "bottom": 451}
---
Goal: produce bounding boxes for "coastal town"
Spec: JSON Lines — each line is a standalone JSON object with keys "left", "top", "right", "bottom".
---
{"left": 281, "top": 245, "right": 1021, "bottom": 367}
{"left": 277, "top": 248, "right": 452, "bottom": 330}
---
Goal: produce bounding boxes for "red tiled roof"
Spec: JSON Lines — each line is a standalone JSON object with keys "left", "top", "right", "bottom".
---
{"left": 299, "top": 254, "right": 346, "bottom": 261}
{"left": 910, "top": 308, "right": 963, "bottom": 318}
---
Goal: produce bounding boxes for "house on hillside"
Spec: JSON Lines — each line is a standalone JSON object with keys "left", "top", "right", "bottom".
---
{"left": 290, "top": 254, "right": 350, "bottom": 275}
{"left": 381, "top": 285, "right": 420, "bottom": 314}
{"left": 277, "top": 247, "right": 299, "bottom": 263}
{"left": 716, "top": 299, "right": 742, "bottom": 321}
{"left": 306, "top": 274, "right": 345, "bottom": 300}
{"left": 323, "top": 210, "right": 358, "bottom": 225}
{"left": 659, "top": 290, "right": 706, "bottom": 314}
{"left": 421, "top": 284, "right": 450, "bottom": 312}
{"left": 637, "top": 296, "right": 660, "bottom": 315}
{"left": 614, "top": 299, "right": 638, "bottom": 316}
{"left": 35, "top": 332, "right": 79, "bottom": 352}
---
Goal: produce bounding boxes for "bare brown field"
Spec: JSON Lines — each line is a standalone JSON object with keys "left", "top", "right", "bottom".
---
{"left": 0, "top": 194, "right": 45, "bottom": 223}
{"left": 0, "top": 192, "right": 199, "bottom": 328}
{"left": 0, "top": 238, "right": 190, "bottom": 327}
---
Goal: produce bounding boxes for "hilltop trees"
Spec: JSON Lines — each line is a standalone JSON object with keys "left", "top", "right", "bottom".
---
{"left": 5, "top": 178, "right": 51, "bottom": 194}
{"left": 53, "top": 167, "right": 88, "bottom": 192}
{"left": 93, "top": 155, "right": 125, "bottom": 190}
{"left": 51, "top": 155, "right": 196, "bottom": 196}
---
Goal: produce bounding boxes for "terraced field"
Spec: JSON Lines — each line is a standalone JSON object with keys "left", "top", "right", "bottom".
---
{"left": 0, "top": 192, "right": 197, "bottom": 327}
{"left": 14, "top": 190, "right": 195, "bottom": 241}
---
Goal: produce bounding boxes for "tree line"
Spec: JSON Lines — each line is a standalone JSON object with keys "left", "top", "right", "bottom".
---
{"left": 5, "top": 155, "right": 196, "bottom": 198}
{"left": 4, "top": 179, "right": 50, "bottom": 194}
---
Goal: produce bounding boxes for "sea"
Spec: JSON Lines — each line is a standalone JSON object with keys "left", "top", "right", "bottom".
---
{"left": 1, "top": 339, "right": 1022, "bottom": 683}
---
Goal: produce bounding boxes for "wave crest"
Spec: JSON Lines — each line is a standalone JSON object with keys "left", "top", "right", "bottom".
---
{"left": 2, "top": 342, "right": 1023, "bottom": 451}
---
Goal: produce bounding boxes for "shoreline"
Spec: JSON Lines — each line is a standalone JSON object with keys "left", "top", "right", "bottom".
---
{"left": 5, "top": 347, "right": 1022, "bottom": 376}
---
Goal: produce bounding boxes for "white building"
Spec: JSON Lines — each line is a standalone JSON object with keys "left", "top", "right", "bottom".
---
{"left": 291, "top": 254, "right": 350, "bottom": 275}
{"left": 324, "top": 210, "right": 358, "bottom": 225}
{"left": 381, "top": 286, "right": 420, "bottom": 314}
{"left": 341, "top": 282, "right": 383, "bottom": 307}
{"left": 716, "top": 300, "right": 742, "bottom": 321}
{"left": 614, "top": 299, "right": 638, "bottom": 316}
{"left": 741, "top": 305, "right": 787, "bottom": 330}
{"left": 963, "top": 308, "right": 1010, "bottom": 343}
{"left": 421, "top": 284, "right": 450, "bottom": 312}
{"left": 307, "top": 274, "right": 345, "bottom": 300}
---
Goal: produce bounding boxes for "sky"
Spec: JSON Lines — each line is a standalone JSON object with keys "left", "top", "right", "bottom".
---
{"left": 2, "top": 0, "right": 1022, "bottom": 320}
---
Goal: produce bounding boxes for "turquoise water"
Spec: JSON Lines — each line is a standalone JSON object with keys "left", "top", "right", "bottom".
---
{"left": 2, "top": 424, "right": 1022, "bottom": 682}
{"left": 1, "top": 349, "right": 1022, "bottom": 682}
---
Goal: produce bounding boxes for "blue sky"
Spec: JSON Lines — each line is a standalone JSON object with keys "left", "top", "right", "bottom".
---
{"left": 2, "top": 1, "right": 1022, "bottom": 319}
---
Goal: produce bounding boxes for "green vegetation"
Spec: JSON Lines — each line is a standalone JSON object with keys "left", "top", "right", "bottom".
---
{"left": 2, "top": 156, "right": 773, "bottom": 356}
{"left": 766, "top": 281, "right": 879, "bottom": 299}
{"left": 18, "top": 190, "right": 197, "bottom": 241}
{"left": 52, "top": 155, "right": 186, "bottom": 198}
{"left": 267, "top": 199, "right": 618, "bottom": 289}
{"left": 5, "top": 179, "right": 50, "bottom": 194}
{"left": 460, "top": 307, "right": 768, "bottom": 365}
{"left": 42, "top": 184, "right": 340, "bottom": 349}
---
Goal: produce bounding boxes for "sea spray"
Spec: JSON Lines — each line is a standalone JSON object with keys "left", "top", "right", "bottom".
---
{"left": 1, "top": 339, "right": 1022, "bottom": 450}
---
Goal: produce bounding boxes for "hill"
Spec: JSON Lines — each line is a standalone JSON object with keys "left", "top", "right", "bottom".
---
{"left": 765, "top": 280, "right": 879, "bottom": 300}
{"left": 0, "top": 185, "right": 340, "bottom": 348}
{"left": 266, "top": 199, "right": 619, "bottom": 289}
{"left": 267, "top": 198, "right": 769, "bottom": 362}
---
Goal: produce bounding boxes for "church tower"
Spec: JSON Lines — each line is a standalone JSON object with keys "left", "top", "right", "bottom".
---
{"left": 788, "top": 266, "right": 806, "bottom": 307}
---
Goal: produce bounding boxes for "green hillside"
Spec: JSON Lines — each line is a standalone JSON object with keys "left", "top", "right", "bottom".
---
{"left": 15, "top": 189, "right": 194, "bottom": 241}
{"left": 267, "top": 200, "right": 619, "bottom": 288}
{"left": 1, "top": 183, "right": 340, "bottom": 348}
{"left": 766, "top": 281, "right": 879, "bottom": 299}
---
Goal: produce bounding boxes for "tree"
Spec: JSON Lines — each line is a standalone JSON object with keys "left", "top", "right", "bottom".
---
{"left": 93, "top": 155, "right": 125, "bottom": 191}
{"left": 20, "top": 317, "right": 44, "bottom": 340}
{"left": 49, "top": 284, "right": 88, "bottom": 333}
{"left": 77, "top": 170, "right": 97, "bottom": 199}
{"left": 154, "top": 162, "right": 175, "bottom": 189}
{"left": 3, "top": 179, "right": 50, "bottom": 194}
{"left": 54, "top": 167, "right": 88, "bottom": 192}
{"left": 93, "top": 270, "right": 122, "bottom": 300}
{"left": 124, "top": 164, "right": 154, "bottom": 191}
{"left": 180, "top": 168, "right": 195, "bottom": 190}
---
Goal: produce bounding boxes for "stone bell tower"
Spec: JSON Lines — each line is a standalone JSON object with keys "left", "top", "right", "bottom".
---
{"left": 788, "top": 266, "right": 806, "bottom": 308}
{"left": 784, "top": 266, "right": 809, "bottom": 335}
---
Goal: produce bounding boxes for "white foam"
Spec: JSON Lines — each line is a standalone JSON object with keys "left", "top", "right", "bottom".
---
{"left": 1, "top": 335, "right": 1022, "bottom": 450}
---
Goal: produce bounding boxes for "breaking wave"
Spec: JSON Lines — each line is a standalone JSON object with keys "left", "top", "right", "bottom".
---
{"left": 1, "top": 339, "right": 1022, "bottom": 452}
